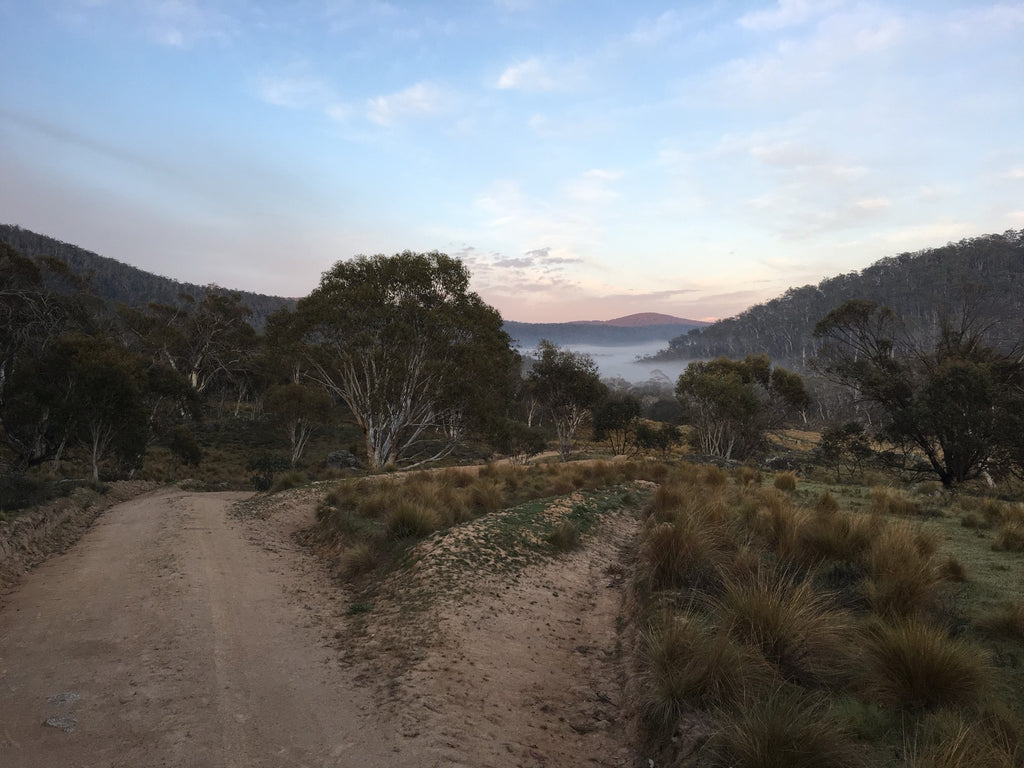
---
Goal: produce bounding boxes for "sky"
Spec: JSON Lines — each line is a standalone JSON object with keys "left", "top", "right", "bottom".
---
{"left": 1, "top": 1, "right": 1022, "bottom": 323}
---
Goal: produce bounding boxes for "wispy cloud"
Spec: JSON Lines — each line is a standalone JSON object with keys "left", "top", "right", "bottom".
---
{"left": 256, "top": 75, "right": 335, "bottom": 110}
{"left": 495, "top": 57, "right": 583, "bottom": 92}
{"left": 627, "top": 10, "right": 683, "bottom": 46}
{"left": 366, "top": 82, "right": 453, "bottom": 126}
{"left": 739, "top": 0, "right": 845, "bottom": 31}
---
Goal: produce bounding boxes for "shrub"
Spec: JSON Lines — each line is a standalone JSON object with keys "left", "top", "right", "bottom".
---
{"left": 702, "top": 464, "right": 729, "bottom": 487}
{"left": 859, "top": 617, "right": 993, "bottom": 710}
{"left": 773, "top": 471, "right": 797, "bottom": 492}
{"left": 712, "top": 688, "right": 861, "bottom": 768}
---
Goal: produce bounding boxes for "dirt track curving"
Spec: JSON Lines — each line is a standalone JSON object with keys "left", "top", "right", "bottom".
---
{"left": 0, "top": 485, "right": 640, "bottom": 767}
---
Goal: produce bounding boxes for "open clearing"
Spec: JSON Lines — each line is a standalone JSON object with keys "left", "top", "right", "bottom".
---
{"left": 0, "top": 486, "right": 639, "bottom": 767}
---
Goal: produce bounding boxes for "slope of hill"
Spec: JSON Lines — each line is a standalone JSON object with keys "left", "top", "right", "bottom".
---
{"left": 602, "top": 312, "right": 704, "bottom": 327}
{"left": 653, "top": 230, "right": 1024, "bottom": 367}
{"left": 0, "top": 224, "right": 294, "bottom": 328}
{"left": 503, "top": 320, "right": 705, "bottom": 349}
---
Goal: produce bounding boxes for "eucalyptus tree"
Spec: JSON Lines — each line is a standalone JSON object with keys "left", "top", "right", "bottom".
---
{"left": 288, "top": 251, "right": 516, "bottom": 470}
{"left": 528, "top": 340, "right": 607, "bottom": 461}
{"left": 813, "top": 299, "right": 1024, "bottom": 486}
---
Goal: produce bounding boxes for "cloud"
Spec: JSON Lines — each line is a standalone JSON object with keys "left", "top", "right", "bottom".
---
{"left": 366, "top": 82, "right": 452, "bottom": 126}
{"left": 564, "top": 169, "right": 623, "bottom": 203}
{"left": 628, "top": 10, "right": 683, "bottom": 46}
{"left": 739, "top": 0, "right": 845, "bottom": 31}
{"left": 1003, "top": 168, "right": 1024, "bottom": 180}
{"left": 495, "top": 57, "right": 582, "bottom": 92}
{"left": 256, "top": 75, "right": 335, "bottom": 109}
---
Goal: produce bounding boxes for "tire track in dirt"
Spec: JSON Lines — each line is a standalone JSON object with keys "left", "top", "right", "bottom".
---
{"left": 0, "top": 488, "right": 411, "bottom": 768}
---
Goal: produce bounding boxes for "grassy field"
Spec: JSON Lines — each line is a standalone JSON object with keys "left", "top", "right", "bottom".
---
{"left": 298, "top": 455, "right": 1024, "bottom": 767}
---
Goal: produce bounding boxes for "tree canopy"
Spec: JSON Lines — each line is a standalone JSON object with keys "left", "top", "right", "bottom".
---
{"left": 528, "top": 340, "right": 607, "bottom": 461}
{"left": 813, "top": 299, "right": 1024, "bottom": 486}
{"left": 287, "top": 250, "right": 516, "bottom": 470}
{"left": 675, "top": 354, "right": 809, "bottom": 460}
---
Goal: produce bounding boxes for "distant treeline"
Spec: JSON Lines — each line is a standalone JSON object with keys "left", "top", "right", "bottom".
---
{"left": 0, "top": 224, "right": 294, "bottom": 329}
{"left": 654, "top": 230, "right": 1024, "bottom": 368}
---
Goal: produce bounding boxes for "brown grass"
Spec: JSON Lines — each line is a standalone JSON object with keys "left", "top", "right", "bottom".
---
{"left": 859, "top": 617, "right": 993, "bottom": 710}
{"left": 715, "top": 568, "right": 855, "bottom": 688}
{"left": 869, "top": 486, "right": 925, "bottom": 517}
{"left": 712, "top": 688, "right": 862, "bottom": 768}
{"left": 862, "top": 521, "right": 940, "bottom": 618}
{"left": 977, "top": 601, "right": 1024, "bottom": 640}
{"left": 773, "top": 471, "right": 798, "bottom": 492}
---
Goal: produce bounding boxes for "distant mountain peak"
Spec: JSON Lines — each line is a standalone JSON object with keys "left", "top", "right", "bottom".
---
{"left": 597, "top": 312, "right": 707, "bottom": 327}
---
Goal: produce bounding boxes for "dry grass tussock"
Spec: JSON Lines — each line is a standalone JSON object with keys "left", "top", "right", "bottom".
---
{"left": 711, "top": 688, "right": 863, "bottom": 768}
{"left": 715, "top": 567, "right": 857, "bottom": 688}
{"left": 628, "top": 464, "right": 1015, "bottom": 767}
{"left": 869, "top": 486, "right": 926, "bottom": 517}
{"left": 905, "top": 707, "right": 1022, "bottom": 768}
{"left": 862, "top": 521, "right": 941, "bottom": 618}
{"left": 859, "top": 617, "right": 993, "bottom": 710}
{"left": 773, "top": 471, "right": 798, "bottom": 492}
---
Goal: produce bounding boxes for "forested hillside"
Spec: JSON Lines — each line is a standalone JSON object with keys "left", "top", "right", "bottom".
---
{"left": 0, "top": 225, "right": 294, "bottom": 328}
{"left": 653, "top": 230, "right": 1024, "bottom": 367}
{"left": 505, "top": 320, "right": 704, "bottom": 348}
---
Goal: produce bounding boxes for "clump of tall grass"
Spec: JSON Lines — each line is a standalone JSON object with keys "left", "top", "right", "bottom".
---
{"left": 862, "top": 521, "right": 940, "bottom": 618}
{"left": 977, "top": 601, "right": 1024, "bottom": 640}
{"left": 734, "top": 465, "right": 762, "bottom": 487}
{"left": 639, "top": 511, "right": 733, "bottom": 593}
{"left": 384, "top": 499, "right": 440, "bottom": 540}
{"left": 992, "top": 520, "right": 1024, "bottom": 552}
{"left": 906, "top": 708, "right": 1020, "bottom": 768}
{"left": 859, "top": 617, "right": 993, "bottom": 710}
{"left": 773, "top": 471, "right": 797, "bottom": 492}
{"left": 637, "top": 612, "right": 763, "bottom": 735}
{"left": 815, "top": 489, "right": 840, "bottom": 514}
{"left": 338, "top": 541, "right": 380, "bottom": 578}
{"left": 546, "top": 520, "right": 580, "bottom": 552}
{"left": 715, "top": 568, "right": 855, "bottom": 687}
{"left": 869, "top": 486, "right": 925, "bottom": 517}
{"left": 711, "top": 688, "right": 862, "bottom": 768}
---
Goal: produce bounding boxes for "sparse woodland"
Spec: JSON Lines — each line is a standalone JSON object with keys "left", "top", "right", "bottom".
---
{"left": 4, "top": 226, "right": 1024, "bottom": 766}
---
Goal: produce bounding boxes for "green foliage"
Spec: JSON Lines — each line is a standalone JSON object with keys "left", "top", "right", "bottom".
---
{"left": 527, "top": 340, "right": 607, "bottom": 461}
{"left": 816, "top": 422, "right": 873, "bottom": 481}
{"left": 592, "top": 394, "right": 642, "bottom": 455}
{"left": 246, "top": 453, "right": 290, "bottom": 492}
{"left": 635, "top": 422, "right": 682, "bottom": 457}
{"left": 491, "top": 418, "right": 547, "bottom": 465}
{"left": 675, "top": 354, "right": 809, "bottom": 460}
{"left": 814, "top": 300, "right": 1024, "bottom": 486}
{"left": 264, "top": 382, "right": 333, "bottom": 466}
{"left": 288, "top": 251, "right": 517, "bottom": 470}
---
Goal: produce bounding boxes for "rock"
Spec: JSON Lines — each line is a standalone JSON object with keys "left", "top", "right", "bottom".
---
{"left": 325, "top": 450, "right": 362, "bottom": 470}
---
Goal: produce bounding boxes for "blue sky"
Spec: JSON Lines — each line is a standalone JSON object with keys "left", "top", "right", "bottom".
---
{"left": 1, "top": 1, "right": 1022, "bottom": 322}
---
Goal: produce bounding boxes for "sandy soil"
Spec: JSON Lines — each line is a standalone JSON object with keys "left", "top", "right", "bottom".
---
{"left": 0, "top": 484, "right": 641, "bottom": 767}
{"left": 0, "top": 488, "right": 409, "bottom": 768}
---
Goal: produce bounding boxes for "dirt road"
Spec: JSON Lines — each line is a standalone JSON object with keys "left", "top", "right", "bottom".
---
{"left": 0, "top": 488, "right": 410, "bottom": 768}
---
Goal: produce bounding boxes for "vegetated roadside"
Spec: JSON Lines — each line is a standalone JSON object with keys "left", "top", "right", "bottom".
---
{"left": 0, "top": 480, "right": 159, "bottom": 592}
{"left": 272, "top": 456, "right": 1024, "bottom": 768}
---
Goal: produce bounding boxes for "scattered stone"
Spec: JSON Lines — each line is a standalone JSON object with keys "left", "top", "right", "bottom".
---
{"left": 43, "top": 716, "right": 76, "bottom": 733}
{"left": 325, "top": 450, "right": 361, "bottom": 470}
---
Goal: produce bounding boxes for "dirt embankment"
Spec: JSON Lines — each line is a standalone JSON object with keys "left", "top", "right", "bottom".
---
{"left": 0, "top": 481, "right": 159, "bottom": 592}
